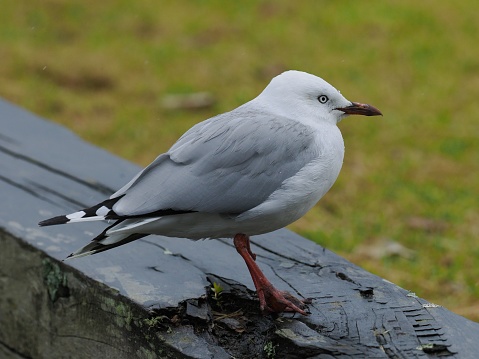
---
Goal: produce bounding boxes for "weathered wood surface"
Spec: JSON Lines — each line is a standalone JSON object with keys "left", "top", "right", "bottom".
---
{"left": 1, "top": 97, "right": 478, "bottom": 359}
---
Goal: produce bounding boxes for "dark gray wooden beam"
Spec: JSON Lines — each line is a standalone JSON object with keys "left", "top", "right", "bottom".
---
{"left": 1, "top": 98, "right": 478, "bottom": 358}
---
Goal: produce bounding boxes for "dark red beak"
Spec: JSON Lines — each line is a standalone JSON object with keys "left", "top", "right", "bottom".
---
{"left": 336, "top": 102, "right": 382, "bottom": 116}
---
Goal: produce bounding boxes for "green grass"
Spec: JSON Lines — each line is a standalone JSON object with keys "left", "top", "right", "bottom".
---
{"left": 1, "top": 0, "right": 478, "bottom": 321}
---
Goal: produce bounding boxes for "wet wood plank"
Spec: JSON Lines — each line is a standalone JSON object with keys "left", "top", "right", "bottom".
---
{"left": 1, "top": 97, "right": 478, "bottom": 358}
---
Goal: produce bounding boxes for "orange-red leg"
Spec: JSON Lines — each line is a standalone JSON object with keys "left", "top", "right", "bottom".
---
{"left": 233, "top": 233, "right": 310, "bottom": 315}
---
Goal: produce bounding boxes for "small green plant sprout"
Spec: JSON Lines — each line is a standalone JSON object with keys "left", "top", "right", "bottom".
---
{"left": 143, "top": 315, "right": 169, "bottom": 328}
{"left": 264, "top": 341, "right": 278, "bottom": 359}
{"left": 211, "top": 282, "right": 224, "bottom": 301}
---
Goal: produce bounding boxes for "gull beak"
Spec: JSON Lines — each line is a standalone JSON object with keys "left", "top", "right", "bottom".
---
{"left": 336, "top": 102, "right": 382, "bottom": 116}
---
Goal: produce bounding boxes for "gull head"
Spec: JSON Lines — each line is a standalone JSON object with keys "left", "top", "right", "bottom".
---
{"left": 258, "top": 70, "right": 382, "bottom": 124}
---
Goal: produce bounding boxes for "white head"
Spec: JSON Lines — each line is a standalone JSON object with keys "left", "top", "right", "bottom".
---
{"left": 258, "top": 70, "right": 381, "bottom": 124}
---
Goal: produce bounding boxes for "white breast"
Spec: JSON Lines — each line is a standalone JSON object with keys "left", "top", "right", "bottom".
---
{"left": 235, "top": 123, "right": 344, "bottom": 233}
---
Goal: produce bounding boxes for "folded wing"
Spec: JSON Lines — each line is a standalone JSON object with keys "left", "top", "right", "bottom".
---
{"left": 112, "top": 108, "right": 319, "bottom": 217}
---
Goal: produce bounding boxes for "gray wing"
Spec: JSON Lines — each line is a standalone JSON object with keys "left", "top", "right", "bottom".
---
{"left": 112, "top": 106, "right": 318, "bottom": 216}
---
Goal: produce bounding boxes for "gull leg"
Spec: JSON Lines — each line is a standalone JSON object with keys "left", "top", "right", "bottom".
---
{"left": 245, "top": 235, "right": 256, "bottom": 261}
{"left": 233, "top": 233, "right": 310, "bottom": 315}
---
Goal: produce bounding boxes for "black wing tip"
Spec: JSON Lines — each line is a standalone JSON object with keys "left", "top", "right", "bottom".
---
{"left": 64, "top": 252, "right": 75, "bottom": 260}
{"left": 38, "top": 215, "right": 69, "bottom": 227}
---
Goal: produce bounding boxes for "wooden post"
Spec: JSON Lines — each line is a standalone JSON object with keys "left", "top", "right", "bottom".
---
{"left": 1, "top": 98, "right": 478, "bottom": 358}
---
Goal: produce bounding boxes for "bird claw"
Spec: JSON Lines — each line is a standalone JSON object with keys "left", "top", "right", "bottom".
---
{"left": 259, "top": 288, "right": 311, "bottom": 316}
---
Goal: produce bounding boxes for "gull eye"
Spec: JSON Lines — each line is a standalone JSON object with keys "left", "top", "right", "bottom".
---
{"left": 318, "top": 95, "right": 329, "bottom": 104}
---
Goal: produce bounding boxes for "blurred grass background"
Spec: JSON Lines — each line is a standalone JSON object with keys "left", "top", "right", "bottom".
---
{"left": 1, "top": 1, "right": 478, "bottom": 321}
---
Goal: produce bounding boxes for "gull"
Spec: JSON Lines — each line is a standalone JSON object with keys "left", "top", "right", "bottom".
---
{"left": 39, "top": 70, "right": 382, "bottom": 315}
